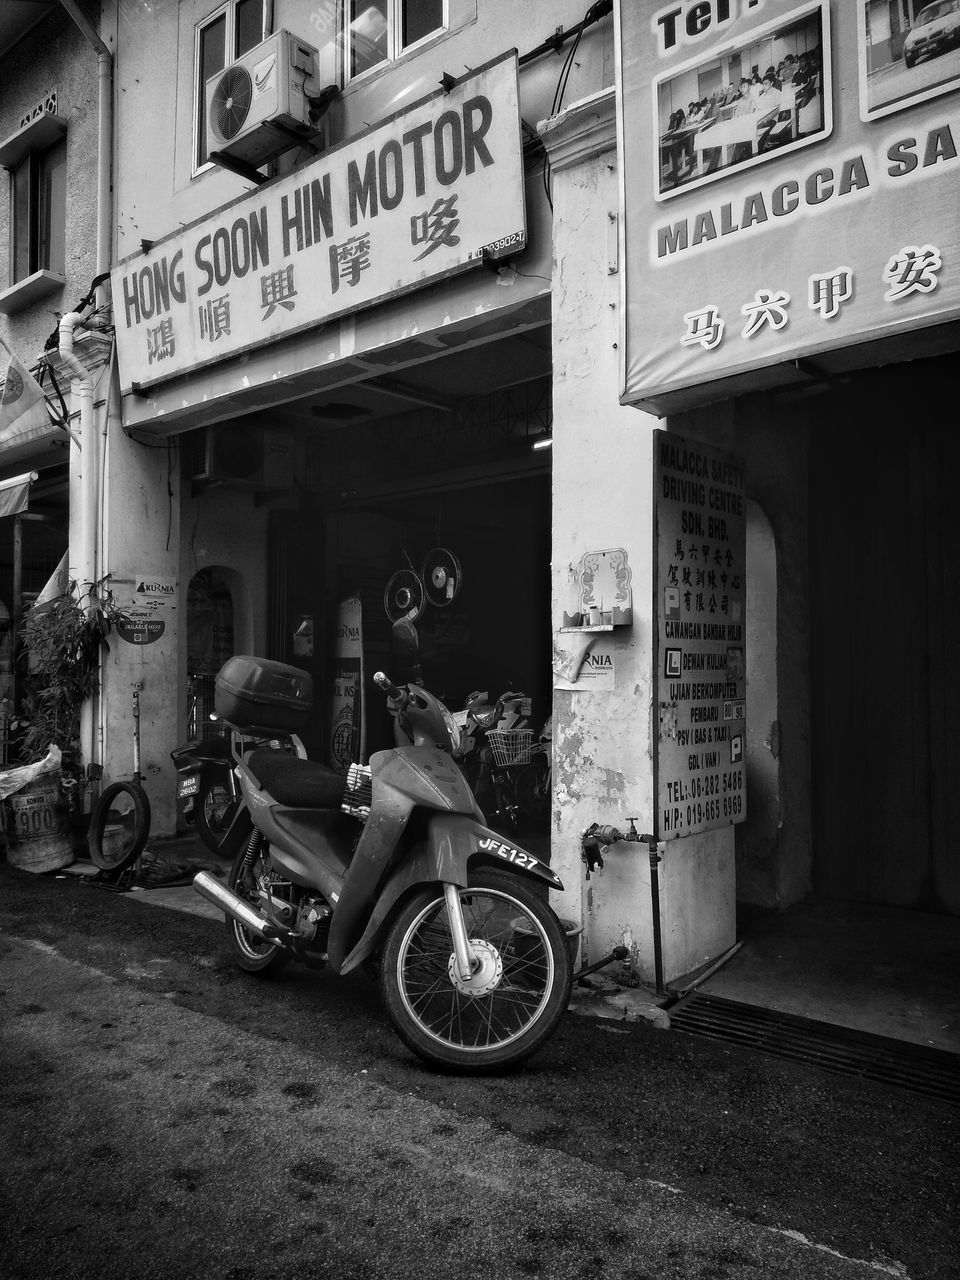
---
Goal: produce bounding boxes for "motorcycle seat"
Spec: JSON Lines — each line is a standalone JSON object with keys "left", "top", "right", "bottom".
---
{"left": 245, "top": 748, "right": 345, "bottom": 809}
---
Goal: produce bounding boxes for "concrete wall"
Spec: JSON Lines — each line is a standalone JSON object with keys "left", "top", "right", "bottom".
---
{"left": 542, "top": 90, "right": 736, "bottom": 984}
{"left": 0, "top": 3, "right": 100, "bottom": 358}
{"left": 114, "top": 0, "right": 615, "bottom": 261}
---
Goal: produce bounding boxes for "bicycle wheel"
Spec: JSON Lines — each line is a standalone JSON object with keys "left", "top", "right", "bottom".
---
{"left": 88, "top": 781, "right": 152, "bottom": 871}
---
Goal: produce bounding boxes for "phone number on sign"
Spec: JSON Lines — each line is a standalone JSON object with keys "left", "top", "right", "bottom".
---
{"left": 468, "top": 231, "right": 525, "bottom": 260}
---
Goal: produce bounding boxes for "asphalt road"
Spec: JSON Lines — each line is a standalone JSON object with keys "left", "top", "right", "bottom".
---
{"left": 1, "top": 861, "right": 957, "bottom": 1280}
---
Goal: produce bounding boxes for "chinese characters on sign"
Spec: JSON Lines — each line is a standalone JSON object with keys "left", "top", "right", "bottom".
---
{"left": 681, "top": 246, "right": 943, "bottom": 352}
{"left": 111, "top": 55, "right": 526, "bottom": 394}
{"left": 654, "top": 433, "right": 746, "bottom": 840}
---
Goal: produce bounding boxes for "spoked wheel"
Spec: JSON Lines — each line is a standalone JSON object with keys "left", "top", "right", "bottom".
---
{"left": 225, "top": 843, "right": 290, "bottom": 976}
{"left": 88, "top": 781, "right": 152, "bottom": 871}
{"left": 380, "top": 868, "right": 572, "bottom": 1072}
{"left": 195, "top": 768, "right": 236, "bottom": 852}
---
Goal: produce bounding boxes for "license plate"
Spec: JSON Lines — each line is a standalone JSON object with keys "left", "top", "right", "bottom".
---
{"left": 178, "top": 775, "right": 200, "bottom": 798}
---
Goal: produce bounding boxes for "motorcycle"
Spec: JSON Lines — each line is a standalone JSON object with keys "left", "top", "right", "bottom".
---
{"left": 171, "top": 725, "right": 306, "bottom": 853}
{"left": 456, "top": 688, "right": 538, "bottom": 831}
{"left": 171, "top": 735, "right": 237, "bottom": 852}
{"left": 192, "top": 652, "right": 573, "bottom": 1072}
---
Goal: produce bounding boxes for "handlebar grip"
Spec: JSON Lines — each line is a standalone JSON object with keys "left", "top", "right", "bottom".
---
{"left": 373, "top": 671, "right": 404, "bottom": 700}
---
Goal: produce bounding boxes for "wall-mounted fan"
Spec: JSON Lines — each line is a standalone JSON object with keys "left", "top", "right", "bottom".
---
{"left": 421, "top": 547, "right": 462, "bottom": 609}
{"left": 384, "top": 569, "right": 426, "bottom": 623}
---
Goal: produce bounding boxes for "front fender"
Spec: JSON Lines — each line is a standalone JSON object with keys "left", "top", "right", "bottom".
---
{"left": 338, "top": 815, "right": 561, "bottom": 974}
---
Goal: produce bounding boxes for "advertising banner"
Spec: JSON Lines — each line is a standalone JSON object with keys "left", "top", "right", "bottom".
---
{"left": 111, "top": 53, "right": 525, "bottom": 394}
{"left": 654, "top": 431, "right": 746, "bottom": 840}
{"left": 617, "top": 1, "right": 960, "bottom": 413}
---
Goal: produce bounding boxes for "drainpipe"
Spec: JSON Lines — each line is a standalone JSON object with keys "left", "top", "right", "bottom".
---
{"left": 58, "top": 312, "right": 98, "bottom": 774}
{"left": 57, "top": 0, "right": 113, "bottom": 300}
{"left": 56, "top": 1, "right": 114, "bottom": 779}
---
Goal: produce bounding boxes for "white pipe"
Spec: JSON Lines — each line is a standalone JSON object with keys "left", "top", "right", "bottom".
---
{"left": 59, "top": 312, "right": 98, "bottom": 773}
{"left": 56, "top": 1, "right": 113, "bottom": 299}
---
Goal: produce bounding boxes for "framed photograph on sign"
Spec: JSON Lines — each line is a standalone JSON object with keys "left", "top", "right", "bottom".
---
{"left": 653, "top": 2, "right": 833, "bottom": 200}
{"left": 858, "top": 0, "right": 960, "bottom": 121}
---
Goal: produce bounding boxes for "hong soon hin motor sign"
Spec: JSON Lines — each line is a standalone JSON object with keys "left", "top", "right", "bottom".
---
{"left": 654, "top": 432, "right": 746, "bottom": 840}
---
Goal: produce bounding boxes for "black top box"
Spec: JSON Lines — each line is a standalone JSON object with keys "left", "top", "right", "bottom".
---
{"left": 215, "top": 655, "right": 313, "bottom": 733}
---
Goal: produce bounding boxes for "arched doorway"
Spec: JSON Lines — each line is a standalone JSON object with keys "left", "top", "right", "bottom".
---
{"left": 186, "top": 567, "right": 235, "bottom": 740}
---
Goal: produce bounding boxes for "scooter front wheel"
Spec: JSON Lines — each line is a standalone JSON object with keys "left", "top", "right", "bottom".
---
{"left": 225, "top": 844, "right": 290, "bottom": 977}
{"left": 380, "top": 868, "right": 572, "bottom": 1072}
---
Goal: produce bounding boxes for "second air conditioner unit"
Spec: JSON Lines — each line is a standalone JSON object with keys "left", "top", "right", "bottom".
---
{"left": 190, "top": 425, "right": 298, "bottom": 491}
{"left": 205, "top": 29, "right": 325, "bottom": 167}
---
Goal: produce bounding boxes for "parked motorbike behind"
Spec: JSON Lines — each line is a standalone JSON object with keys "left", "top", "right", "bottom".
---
{"left": 171, "top": 724, "right": 307, "bottom": 853}
{"left": 457, "top": 689, "right": 550, "bottom": 832}
{"left": 192, "top": 654, "right": 573, "bottom": 1071}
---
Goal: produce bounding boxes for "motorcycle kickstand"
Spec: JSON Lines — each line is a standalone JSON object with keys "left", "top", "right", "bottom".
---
{"left": 443, "top": 883, "right": 478, "bottom": 980}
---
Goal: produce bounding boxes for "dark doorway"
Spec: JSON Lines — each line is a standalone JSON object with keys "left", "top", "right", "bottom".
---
{"left": 809, "top": 359, "right": 960, "bottom": 915}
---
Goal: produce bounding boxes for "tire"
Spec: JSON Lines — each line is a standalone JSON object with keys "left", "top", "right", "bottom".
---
{"left": 88, "top": 781, "right": 151, "bottom": 871}
{"left": 514, "top": 758, "right": 550, "bottom": 826}
{"left": 225, "top": 843, "right": 290, "bottom": 976}
{"left": 904, "top": 51, "right": 916, "bottom": 67}
{"left": 194, "top": 767, "right": 236, "bottom": 853}
{"left": 380, "top": 868, "right": 572, "bottom": 1072}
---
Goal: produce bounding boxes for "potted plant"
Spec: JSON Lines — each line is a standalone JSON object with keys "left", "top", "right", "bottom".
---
{"left": 3, "top": 576, "right": 121, "bottom": 869}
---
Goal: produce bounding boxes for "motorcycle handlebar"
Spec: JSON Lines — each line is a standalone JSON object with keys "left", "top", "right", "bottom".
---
{"left": 373, "top": 671, "right": 405, "bottom": 701}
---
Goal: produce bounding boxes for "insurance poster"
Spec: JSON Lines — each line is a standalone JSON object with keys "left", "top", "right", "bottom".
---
{"left": 617, "top": 1, "right": 960, "bottom": 413}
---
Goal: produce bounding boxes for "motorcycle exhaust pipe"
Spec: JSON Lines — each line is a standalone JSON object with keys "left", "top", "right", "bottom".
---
{"left": 193, "top": 870, "right": 292, "bottom": 943}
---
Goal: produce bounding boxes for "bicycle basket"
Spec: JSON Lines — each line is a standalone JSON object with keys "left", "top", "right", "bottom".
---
{"left": 486, "top": 729, "right": 534, "bottom": 766}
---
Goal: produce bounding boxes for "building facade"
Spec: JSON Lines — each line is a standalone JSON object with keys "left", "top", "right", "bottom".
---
{"left": 1, "top": 1, "right": 957, "bottom": 989}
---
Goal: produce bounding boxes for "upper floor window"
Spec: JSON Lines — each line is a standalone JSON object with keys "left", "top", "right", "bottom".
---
{"left": 10, "top": 137, "right": 66, "bottom": 284}
{"left": 195, "top": 0, "right": 267, "bottom": 170}
{"left": 347, "top": 0, "right": 446, "bottom": 80}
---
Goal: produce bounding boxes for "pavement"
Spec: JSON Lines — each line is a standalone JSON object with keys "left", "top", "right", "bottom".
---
{"left": 52, "top": 827, "right": 960, "bottom": 1055}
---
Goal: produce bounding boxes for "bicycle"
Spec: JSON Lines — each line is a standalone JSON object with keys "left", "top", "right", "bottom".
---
{"left": 87, "top": 681, "right": 152, "bottom": 875}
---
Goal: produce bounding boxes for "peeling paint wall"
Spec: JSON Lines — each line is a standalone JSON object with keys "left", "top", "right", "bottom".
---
{"left": 542, "top": 92, "right": 736, "bottom": 984}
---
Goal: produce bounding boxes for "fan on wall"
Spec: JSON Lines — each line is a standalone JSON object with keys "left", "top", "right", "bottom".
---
{"left": 383, "top": 568, "right": 426, "bottom": 624}
{"left": 421, "top": 547, "right": 462, "bottom": 609}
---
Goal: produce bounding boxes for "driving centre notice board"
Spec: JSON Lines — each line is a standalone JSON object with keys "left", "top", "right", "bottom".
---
{"left": 654, "top": 431, "right": 746, "bottom": 840}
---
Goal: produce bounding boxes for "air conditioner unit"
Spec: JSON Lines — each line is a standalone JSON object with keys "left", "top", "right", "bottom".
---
{"left": 205, "top": 29, "right": 325, "bottom": 167}
{"left": 190, "top": 425, "right": 298, "bottom": 490}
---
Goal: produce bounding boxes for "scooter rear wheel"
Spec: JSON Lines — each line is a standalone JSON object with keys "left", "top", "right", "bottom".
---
{"left": 225, "top": 844, "right": 290, "bottom": 976}
{"left": 380, "top": 868, "right": 572, "bottom": 1072}
{"left": 195, "top": 767, "right": 236, "bottom": 853}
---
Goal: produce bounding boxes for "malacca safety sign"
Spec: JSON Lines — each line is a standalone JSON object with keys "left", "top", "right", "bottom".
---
{"left": 654, "top": 431, "right": 746, "bottom": 840}
{"left": 111, "top": 52, "right": 525, "bottom": 394}
{"left": 616, "top": 0, "right": 960, "bottom": 414}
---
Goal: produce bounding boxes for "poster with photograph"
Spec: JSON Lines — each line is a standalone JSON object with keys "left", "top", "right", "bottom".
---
{"left": 859, "top": 0, "right": 960, "bottom": 121}
{"left": 617, "top": 0, "right": 960, "bottom": 416}
{"left": 656, "top": 2, "right": 831, "bottom": 200}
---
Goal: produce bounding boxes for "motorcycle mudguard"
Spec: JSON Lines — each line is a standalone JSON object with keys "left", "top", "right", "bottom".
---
{"left": 337, "top": 814, "right": 563, "bottom": 975}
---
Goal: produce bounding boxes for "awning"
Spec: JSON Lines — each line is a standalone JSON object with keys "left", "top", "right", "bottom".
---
{"left": 0, "top": 351, "right": 72, "bottom": 470}
{"left": 0, "top": 470, "right": 38, "bottom": 519}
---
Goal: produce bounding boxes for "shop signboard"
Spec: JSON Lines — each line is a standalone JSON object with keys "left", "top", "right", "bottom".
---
{"left": 616, "top": 1, "right": 960, "bottom": 414}
{"left": 111, "top": 53, "right": 525, "bottom": 395}
{"left": 654, "top": 431, "right": 746, "bottom": 840}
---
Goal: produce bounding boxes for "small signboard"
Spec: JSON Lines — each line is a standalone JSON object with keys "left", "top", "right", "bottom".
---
{"left": 654, "top": 431, "right": 746, "bottom": 839}
{"left": 117, "top": 619, "right": 165, "bottom": 646}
